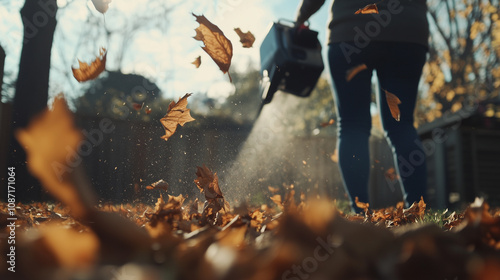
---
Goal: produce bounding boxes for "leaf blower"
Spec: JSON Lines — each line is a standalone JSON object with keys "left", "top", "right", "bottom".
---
{"left": 258, "top": 19, "right": 324, "bottom": 109}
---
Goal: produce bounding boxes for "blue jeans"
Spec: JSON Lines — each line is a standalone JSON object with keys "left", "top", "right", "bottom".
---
{"left": 328, "top": 41, "right": 428, "bottom": 211}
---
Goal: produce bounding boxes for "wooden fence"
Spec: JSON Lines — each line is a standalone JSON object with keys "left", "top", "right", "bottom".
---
{"left": 75, "top": 115, "right": 402, "bottom": 207}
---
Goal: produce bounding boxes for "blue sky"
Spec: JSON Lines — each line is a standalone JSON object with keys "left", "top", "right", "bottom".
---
{"left": 0, "top": 0, "right": 331, "bottom": 102}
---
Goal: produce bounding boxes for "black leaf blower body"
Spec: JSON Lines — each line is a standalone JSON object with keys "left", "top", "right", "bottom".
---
{"left": 259, "top": 20, "right": 324, "bottom": 107}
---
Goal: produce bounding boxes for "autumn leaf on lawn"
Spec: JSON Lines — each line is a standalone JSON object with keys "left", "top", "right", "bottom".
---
{"left": 194, "top": 164, "right": 223, "bottom": 200}
{"left": 346, "top": 64, "right": 368, "bottom": 82}
{"left": 92, "top": 0, "right": 112, "bottom": 14}
{"left": 355, "top": 3, "right": 379, "bottom": 14}
{"left": 234, "top": 28, "right": 255, "bottom": 48}
{"left": 72, "top": 47, "right": 107, "bottom": 82}
{"left": 383, "top": 89, "right": 402, "bottom": 121}
{"left": 405, "top": 197, "right": 427, "bottom": 218}
{"left": 192, "top": 56, "right": 201, "bottom": 68}
{"left": 193, "top": 13, "right": 233, "bottom": 82}
{"left": 160, "top": 93, "right": 195, "bottom": 141}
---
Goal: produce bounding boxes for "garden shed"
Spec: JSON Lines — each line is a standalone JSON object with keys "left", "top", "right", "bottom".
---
{"left": 418, "top": 100, "right": 500, "bottom": 209}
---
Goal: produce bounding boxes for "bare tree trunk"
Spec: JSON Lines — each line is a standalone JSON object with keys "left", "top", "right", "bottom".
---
{"left": 9, "top": 0, "right": 58, "bottom": 201}
{"left": 0, "top": 45, "right": 9, "bottom": 199}
{"left": 0, "top": 45, "right": 4, "bottom": 95}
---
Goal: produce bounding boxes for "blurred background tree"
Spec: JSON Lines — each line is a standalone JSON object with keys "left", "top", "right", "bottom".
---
{"left": 418, "top": 0, "right": 500, "bottom": 124}
{"left": 74, "top": 71, "right": 169, "bottom": 122}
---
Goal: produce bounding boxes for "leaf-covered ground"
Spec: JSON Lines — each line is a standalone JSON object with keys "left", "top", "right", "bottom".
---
{"left": 2, "top": 192, "right": 500, "bottom": 280}
{"left": 4, "top": 92, "right": 500, "bottom": 280}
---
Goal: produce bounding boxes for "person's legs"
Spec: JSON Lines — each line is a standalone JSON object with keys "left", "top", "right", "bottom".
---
{"left": 375, "top": 42, "right": 428, "bottom": 205}
{"left": 328, "top": 43, "right": 374, "bottom": 211}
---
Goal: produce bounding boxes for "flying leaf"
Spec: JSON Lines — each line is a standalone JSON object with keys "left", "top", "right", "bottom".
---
{"left": 160, "top": 93, "right": 195, "bottom": 141}
{"left": 132, "top": 103, "right": 143, "bottom": 111}
{"left": 234, "top": 28, "right": 255, "bottom": 48}
{"left": 146, "top": 179, "right": 169, "bottom": 192}
{"left": 194, "top": 164, "right": 223, "bottom": 200}
{"left": 92, "top": 0, "right": 112, "bottom": 14}
{"left": 72, "top": 47, "right": 107, "bottom": 82}
{"left": 192, "top": 13, "right": 233, "bottom": 82}
{"left": 355, "top": 197, "right": 370, "bottom": 211}
{"left": 268, "top": 186, "right": 280, "bottom": 194}
{"left": 320, "top": 119, "right": 335, "bottom": 127}
{"left": 15, "top": 94, "right": 88, "bottom": 218}
{"left": 384, "top": 167, "right": 399, "bottom": 181}
{"left": 270, "top": 194, "right": 282, "bottom": 208}
{"left": 384, "top": 89, "right": 402, "bottom": 121}
{"left": 330, "top": 148, "right": 338, "bottom": 163}
{"left": 346, "top": 64, "right": 368, "bottom": 82}
{"left": 355, "top": 4, "right": 379, "bottom": 14}
{"left": 192, "top": 56, "right": 201, "bottom": 68}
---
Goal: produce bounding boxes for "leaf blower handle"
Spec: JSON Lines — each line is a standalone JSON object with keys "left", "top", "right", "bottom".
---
{"left": 295, "top": 23, "right": 309, "bottom": 31}
{"left": 292, "top": 21, "right": 318, "bottom": 48}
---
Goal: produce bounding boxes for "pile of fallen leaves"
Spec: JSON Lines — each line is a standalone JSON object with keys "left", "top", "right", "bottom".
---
{"left": 4, "top": 77, "right": 500, "bottom": 280}
{"left": 2, "top": 189, "right": 500, "bottom": 280}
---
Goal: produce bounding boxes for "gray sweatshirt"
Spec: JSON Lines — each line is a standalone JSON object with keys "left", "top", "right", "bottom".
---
{"left": 295, "top": 0, "right": 429, "bottom": 48}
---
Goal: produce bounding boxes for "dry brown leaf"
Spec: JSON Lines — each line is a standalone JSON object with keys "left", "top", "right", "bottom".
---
{"left": 217, "top": 225, "right": 248, "bottom": 248}
{"left": 194, "top": 164, "right": 223, "bottom": 200}
{"left": 268, "top": 186, "right": 280, "bottom": 194}
{"left": 15, "top": 94, "right": 89, "bottom": 218}
{"left": 320, "top": 119, "right": 335, "bottom": 127}
{"left": 331, "top": 148, "right": 338, "bottom": 163}
{"left": 355, "top": 3, "right": 379, "bottom": 14}
{"left": 72, "top": 47, "right": 107, "bottom": 82}
{"left": 384, "top": 89, "right": 402, "bottom": 121}
{"left": 92, "top": 0, "right": 112, "bottom": 13}
{"left": 132, "top": 102, "right": 143, "bottom": 111}
{"left": 192, "top": 55, "right": 201, "bottom": 68}
{"left": 355, "top": 197, "right": 370, "bottom": 211}
{"left": 160, "top": 93, "right": 195, "bottom": 141}
{"left": 270, "top": 194, "right": 283, "bottom": 209}
{"left": 346, "top": 64, "right": 368, "bottom": 82}
{"left": 193, "top": 13, "right": 233, "bottom": 82}
{"left": 234, "top": 28, "right": 255, "bottom": 48}
{"left": 384, "top": 167, "right": 399, "bottom": 181}
{"left": 146, "top": 179, "right": 169, "bottom": 192}
{"left": 417, "top": 197, "right": 426, "bottom": 217}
